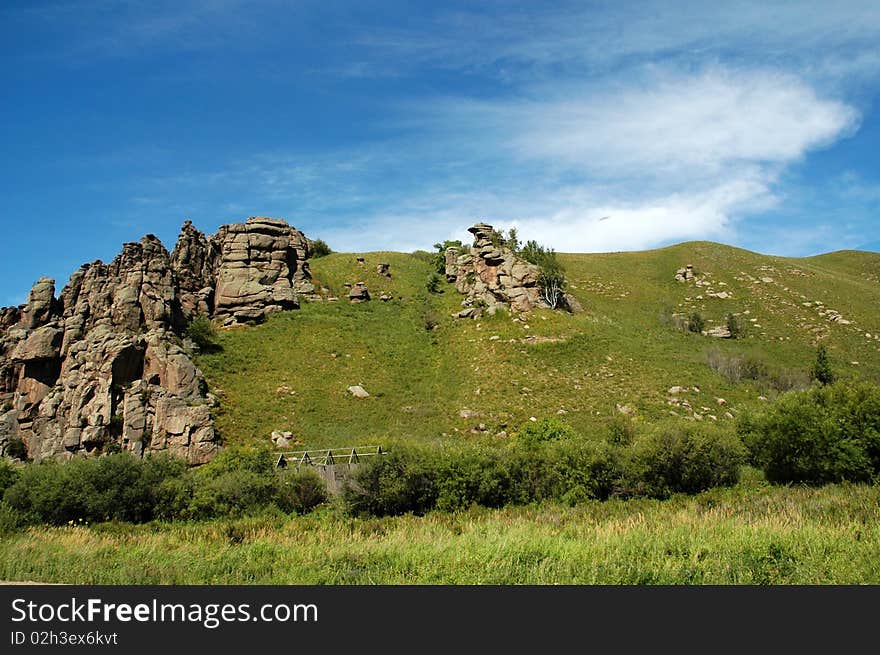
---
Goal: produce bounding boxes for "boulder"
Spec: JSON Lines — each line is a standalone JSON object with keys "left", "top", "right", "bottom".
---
{"left": 349, "top": 283, "right": 371, "bottom": 303}
{"left": 348, "top": 385, "right": 370, "bottom": 399}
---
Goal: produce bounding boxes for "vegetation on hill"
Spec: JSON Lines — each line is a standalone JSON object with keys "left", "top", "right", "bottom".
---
{"left": 2, "top": 240, "right": 879, "bottom": 584}
{"left": 196, "top": 242, "right": 880, "bottom": 450}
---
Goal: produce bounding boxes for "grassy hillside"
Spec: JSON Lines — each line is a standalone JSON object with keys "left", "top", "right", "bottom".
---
{"left": 196, "top": 242, "right": 880, "bottom": 450}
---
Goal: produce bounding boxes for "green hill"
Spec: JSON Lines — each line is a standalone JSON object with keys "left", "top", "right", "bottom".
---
{"left": 197, "top": 242, "right": 880, "bottom": 449}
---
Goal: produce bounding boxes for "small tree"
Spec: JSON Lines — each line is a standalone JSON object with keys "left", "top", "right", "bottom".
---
{"left": 309, "top": 239, "right": 332, "bottom": 258}
{"left": 811, "top": 344, "right": 835, "bottom": 385}
{"left": 186, "top": 316, "right": 219, "bottom": 351}
{"left": 519, "top": 240, "right": 567, "bottom": 309}
{"left": 431, "top": 240, "right": 464, "bottom": 274}
{"left": 688, "top": 312, "right": 705, "bottom": 334}
{"left": 426, "top": 273, "right": 444, "bottom": 294}
{"left": 504, "top": 228, "right": 520, "bottom": 252}
{"left": 726, "top": 313, "right": 742, "bottom": 339}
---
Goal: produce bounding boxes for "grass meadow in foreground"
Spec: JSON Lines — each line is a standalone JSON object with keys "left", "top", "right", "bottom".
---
{"left": 1, "top": 478, "right": 878, "bottom": 584}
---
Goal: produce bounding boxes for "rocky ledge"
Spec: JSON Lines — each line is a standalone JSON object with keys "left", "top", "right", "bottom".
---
{"left": 0, "top": 216, "right": 315, "bottom": 463}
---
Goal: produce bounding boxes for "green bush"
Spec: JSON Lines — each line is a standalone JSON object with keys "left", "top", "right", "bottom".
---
{"left": 623, "top": 426, "right": 745, "bottom": 498}
{"left": 345, "top": 425, "right": 749, "bottom": 517}
{"left": 2, "top": 453, "right": 189, "bottom": 525}
{"left": 0, "top": 501, "right": 25, "bottom": 536}
{"left": 516, "top": 417, "right": 577, "bottom": 448}
{"left": 426, "top": 273, "right": 444, "bottom": 294}
{"left": 309, "top": 239, "right": 333, "bottom": 258}
{"left": 188, "top": 445, "right": 326, "bottom": 519}
{"left": 186, "top": 316, "right": 219, "bottom": 351}
{"left": 811, "top": 344, "right": 835, "bottom": 385}
{"left": 688, "top": 312, "right": 705, "bottom": 334}
{"left": 0, "top": 458, "right": 18, "bottom": 495}
{"left": 2, "top": 446, "right": 328, "bottom": 525}
{"left": 726, "top": 313, "right": 742, "bottom": 339}
{"left": 520, "top": 240, "right": 567, "bottom": 309}
{"left": 431, "top": 240, "right": 465, "bottom": 274}
{"left": 740, "top": 381, "right": 880, "bottom": 484}
{"left": 5, "top": 439, "right": 28, "bottom": 461}
{"left": 342, "top": 447, "right": 438, "bottom": 517}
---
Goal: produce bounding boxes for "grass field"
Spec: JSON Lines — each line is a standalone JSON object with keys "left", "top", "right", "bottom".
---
{"left": 2, "top": 475, "right": 878, "bottom": 584}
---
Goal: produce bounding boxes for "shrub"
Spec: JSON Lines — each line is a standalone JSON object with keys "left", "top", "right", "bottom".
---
{"left": 688, "top": 312, "right": 705, "bottom": 334}
{"left": 2, "top": 453, "right": 171, "bottom": 524}
{"left": 277, "top": 469, "right": 328, "bottom": 515}
{"left": 423, "top": 310, "right": 441, "bottom": 332}
{"left": 0, "top": 501, "right": 25, "bottom": 536}
{"left": 342, "top": 447, "right": 438, "bottom": 517}
{"left": 624, "top": 426, "right": 745, "bottom": 498}
{"left": 5, "top": 439, "right": 27, "bottom": 461}
{"left": 516, "top": 417, "right": 577, "bottom": 448}
{"left": 187, "top": 445, "right": 323, "bottom": 519}
{"left": 309, "top": 239, "right": 333, "bottom": 258}
{"left": 426, "top": 273, "right": 444, "bottom": 294}
{"left": 726, "top": 313, "right": 742, "bottom": 339}
{"left": 740, "top": 381, "right": 880, "bottom": 484}
{"left": 706, "top": 347, "right": 809, "bottom": 392}
{"left": 0, "top": 458, "right": 18, "bottom": 494}
{"left": 186, "top": 316, "right": 219, "bottom": 351}
{"left": 520, "top": 240, "right": 567, "bottom": 309}
{"left": 431, "top": 240, "right": 465, "bottom": 274}
{"left": 811, "top": 344, "right": 835, "bottom": 385}
{"left": 1, "top": 445, "right": 327, "bottom": 525}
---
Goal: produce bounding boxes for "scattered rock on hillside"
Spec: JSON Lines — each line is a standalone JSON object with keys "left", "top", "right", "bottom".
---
{"left": 348, "top": 385, "right": 370, "bottom": 399}
{"left": 271, "top": 430, "right": 296, "bottom": 449}
{"left": 377, "top": 263, "right": 391, "bottom": 277}
{"left": 674, "top": 265, "right": 696, "bottom": 282}
{"left": 705, "top": 325, "right": 732, "bottom": 338}
{"left": 349, "top": 283, "right": 370, "bottom": 303}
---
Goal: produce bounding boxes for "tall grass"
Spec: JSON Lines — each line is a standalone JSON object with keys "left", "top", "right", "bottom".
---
{"left": 1, "top": 481, "right": 879, "bottom": 584}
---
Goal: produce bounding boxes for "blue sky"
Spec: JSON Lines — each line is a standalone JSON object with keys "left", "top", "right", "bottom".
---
{"left": 2, "top": 0, "right": 879, "bottom": 306}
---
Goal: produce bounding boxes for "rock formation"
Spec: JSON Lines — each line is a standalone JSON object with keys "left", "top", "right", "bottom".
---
{"left": 674, "top": 265, "right": 696, "bottom": 282}
{"left": 348, "top": 283, "right": 370, "bottom": 303}
{"left": 0, "top": 216, "right": 316, "bottom": 464}
{"left": 445, "top": 223, "right": 566, "bottom": 318}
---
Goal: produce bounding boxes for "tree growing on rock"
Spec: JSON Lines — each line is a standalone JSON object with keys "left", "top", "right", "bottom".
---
{"left": 519, "top": 240, "right": 567, "bottom": 310}
{"left": 432, "top": 240, "right": 465, "bottom": 274}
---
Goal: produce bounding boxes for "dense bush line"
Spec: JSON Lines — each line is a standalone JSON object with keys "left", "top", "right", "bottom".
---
{"left": 342, "top": 421, "right": 746, "bottom": 516}
{"left": 2, "top": 380, "right": 877, "bottom": 526}
{"left": 739, "top": 381, "right": 880, "bottom": 484}
{"left": 0, "top": 446, "right": 326, "bottom": 529}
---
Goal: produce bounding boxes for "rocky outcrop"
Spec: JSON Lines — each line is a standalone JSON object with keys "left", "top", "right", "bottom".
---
{"left": 674, "top": 265, "right": 696, "bottom": 282}
{"left": 211, "top": 216, "right": 314, "bottom": 324}
{"left": 445, "top": 223, "right": 548, "bottom": 318}
{"left": 0, "top": 216, "right": 317, "bottom": 464}
{"left": 348, "top": 283, "right": 370, "bottom": 303}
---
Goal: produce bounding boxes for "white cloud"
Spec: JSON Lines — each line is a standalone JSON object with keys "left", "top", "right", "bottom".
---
{"left": 428, "top": 68, "right": 859, "bottom": 179}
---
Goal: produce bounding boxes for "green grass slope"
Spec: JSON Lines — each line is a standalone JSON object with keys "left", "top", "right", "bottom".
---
{"left": 197, "top": 243, "right": 880, "bottom": 449}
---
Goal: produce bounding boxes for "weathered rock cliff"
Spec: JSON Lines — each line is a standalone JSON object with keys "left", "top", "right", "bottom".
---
{"left": 445, "top": 223, "right": 549, "bottom": 318}
{"left": 0, "top": 216, "right": 315, "bottom": 463}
